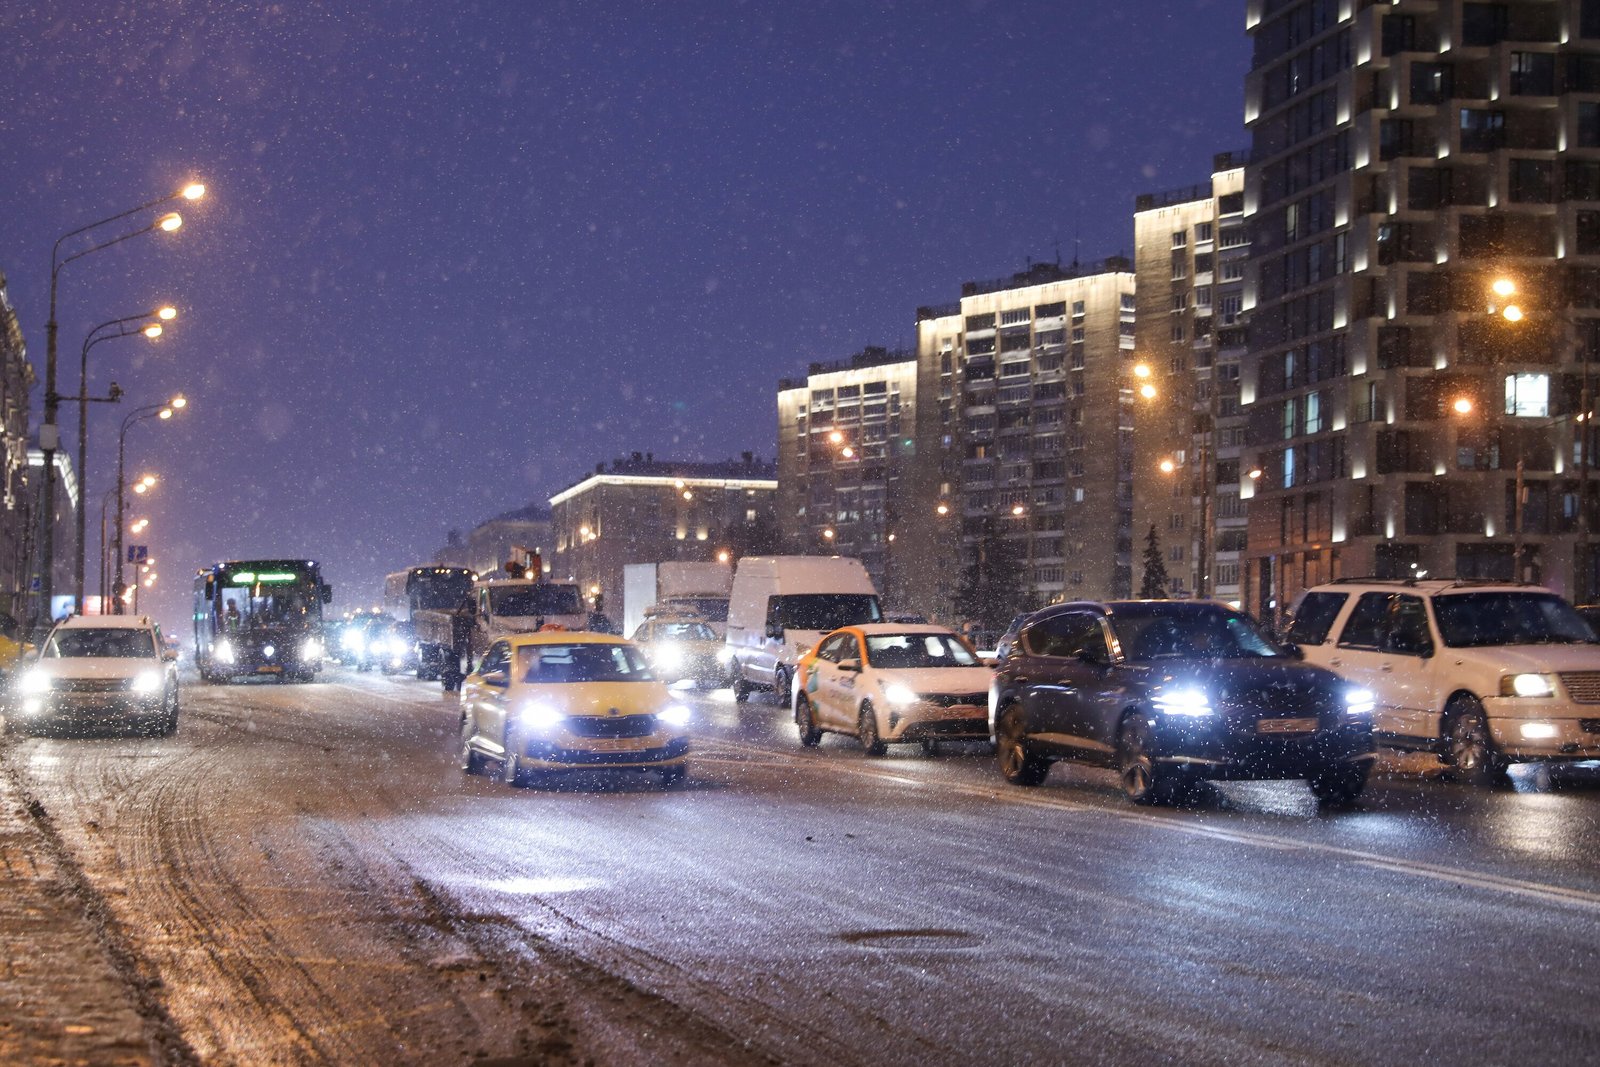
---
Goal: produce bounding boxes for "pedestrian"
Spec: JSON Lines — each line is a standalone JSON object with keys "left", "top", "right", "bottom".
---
{"left": 224, "top": 599, "right": 241, "bottom": 632}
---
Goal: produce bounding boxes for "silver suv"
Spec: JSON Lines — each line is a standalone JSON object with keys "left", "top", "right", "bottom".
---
{"left": 1284, "top": 579, "right": 1600, "bottom": 783}
{"left": 10, "top": 615, "right": 180, "bottom": 736}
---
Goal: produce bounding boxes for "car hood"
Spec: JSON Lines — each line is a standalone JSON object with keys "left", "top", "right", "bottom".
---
{"left": 516, "top": 680, "right": 675, "bottom": 715}
{"left": 1134, "top": 657, "right": 1347, "bottom": 711}
{"left": 875, "top": 666, "right": 994, "bottom": 694}
{"left": 1456, "top": 643, "right": 1600, "bottom": 672}
{"left": 32, "top": 657, "right": 162, "bottom": 681}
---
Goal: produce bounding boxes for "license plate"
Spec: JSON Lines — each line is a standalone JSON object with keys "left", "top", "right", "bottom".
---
{"left": 583, "top": 737, "right": 651, "bottom": 753}
{"left": 257, "top": 665, "right": 283, "bottom": 674}
{"left": 1258, "top": 717, "right": 1318, "bottom": 735}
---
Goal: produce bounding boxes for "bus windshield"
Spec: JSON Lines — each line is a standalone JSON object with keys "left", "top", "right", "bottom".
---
{"left": 412, "top": 571, "right": 474, "bottom": 611}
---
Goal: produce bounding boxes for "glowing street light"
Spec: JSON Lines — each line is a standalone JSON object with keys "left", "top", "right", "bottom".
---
{"left": 823, "top": 528, "right": 836, "bottom": 540}
{"left": 935, "top": 502, "right": 950, "bottom": 516}
{"left": 142, "top": 323, "right": 163, "bottom": 339}
{"left": 1492, "top": 277, "right": 1517, "bottom": 299}
{"left": 157, "top": 212, "right": 183, "bottom": 232}
{"left": 1159, "top": 458, "right": 1177, "bottom": 474}
{"left": 1452, "top": 397, "right": 1474, "bottom": 415}
{"left": 840, "top": 446, "right": 855, "bottom": 459}
{"left": 1139, "top": 383, "right": 1158, "bottom": 400}
{"left": 1247, "top": 468, "right": 1264, "bottom": 480}
{"left": 1010, "top": 503, "right": 1026, "bottom": 516}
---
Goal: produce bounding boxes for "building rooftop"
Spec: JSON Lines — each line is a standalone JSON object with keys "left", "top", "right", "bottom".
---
{"left": 958, "top": 256, "right": 1132, "bottom": 300}
{"left": 554, "top": 453, "right": 778, "bottom": 497}
{"left": 1133, "top": 150, "right": 1250, "bottom": 212}
{"left": 778, "top": 345, "right": 915, "bottom": 390}
{"left": 483, "top": 501, "right": 551, "bottom": 525}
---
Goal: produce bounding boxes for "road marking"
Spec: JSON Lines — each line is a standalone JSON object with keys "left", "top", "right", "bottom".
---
{"left": 323, "top": 682, "right": 440, "bottom": 707}
{"left": 698, "top": 736, "right": 1600, "bottom": 914}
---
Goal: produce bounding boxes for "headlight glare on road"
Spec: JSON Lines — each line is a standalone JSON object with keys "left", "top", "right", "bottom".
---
{"left": 1344, "top": 687, "right": 1376, "bottom": 716}
{"left": 215, "top": 639, "right": 235, "bottom": 664}
{"left": 1501, "top": 673, "right": 1557, "bottom": 698}
{"left": 16, "top": 668, "right": 51, "bottom": 695}
{"left": 131, "top": 670, "right": 164, "bottom": 695}
{"left": 658, "top": 704, "right": 692, "bottom": 727}
{"left": 518, "top": 701, "right": 565, "bottom": 730}
{"left": 885, "top": 683, "right": 919, "bottom": 706}
{"left": 1153, "top": 688, "right": 1213, "bottom": 716}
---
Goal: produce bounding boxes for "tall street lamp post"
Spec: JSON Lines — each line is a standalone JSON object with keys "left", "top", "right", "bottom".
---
{"left": 67, "top": 308, "right": 176, "bottom": 611}
{"left": 41, "top": 182, "right": 201, "bottom": 620}
{"left": 114, "top": 399, "right": 185, "bottom": 612}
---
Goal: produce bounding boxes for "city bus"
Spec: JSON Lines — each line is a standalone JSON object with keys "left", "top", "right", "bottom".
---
{"left": 194, "top": 560, "right": 334, "bottom": 683}
{"left": 382, "top": 565, "right": 476, "bottom": 620}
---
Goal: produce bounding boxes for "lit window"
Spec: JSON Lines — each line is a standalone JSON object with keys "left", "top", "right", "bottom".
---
{"left": 1505, "top": 373, "right": 1550, "bottom": 417}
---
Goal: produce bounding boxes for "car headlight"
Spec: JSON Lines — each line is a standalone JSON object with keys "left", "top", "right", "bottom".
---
{"left": 884, "top": 683, "right": 919, "bottom": 706}
{"left": 300, "top": 637, "right": 323, "bottom": 660}
{"left": 1344, "top": 687, "right": 1376, "bottom": 716}
{"left": 716, "top": 646, "right": 734, "bottom": 663}
{"left": 16, "top": 668, "right": 51, "bottom": 695}
{"left": 215, "top": 639, "right": 235, "bottom": 664}
{"left": 653, "top": 644, "right": 683, "bottom": 670}
{"left": 131, "top": 670, "right": 164, "bottom": 695}
{"left": 658, "top": 704, "right": 692, "bottom": 727}
{"left": 1520, "top": 721, "right": 1559, "bottom": 739}
{"left": 517, "top": 702, "right": 566, "bottom": 730}
{"left": 344, "top": 633, "right": 366, "bottom": 653}
{"left": 1153, "top": 688, "right": 1213, "bottom": 716}
{"left": 1501, "top": 673, "right": 1557, "bottom": 698}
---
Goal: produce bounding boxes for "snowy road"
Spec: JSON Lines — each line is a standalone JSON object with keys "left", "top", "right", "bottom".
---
{"left": 5, "top": 667, "right": 1600, "bottom": 1065}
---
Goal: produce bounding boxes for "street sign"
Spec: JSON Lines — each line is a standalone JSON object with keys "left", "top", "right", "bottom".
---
{"left": 128, "top": 545, "right": 149, "bottom": 564}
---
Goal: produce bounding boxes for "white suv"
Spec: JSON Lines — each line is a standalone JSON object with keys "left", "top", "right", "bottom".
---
{"left": 9, "top": 615, "right": 179, "bottom": 736}
{"left": 1283, "top": 580, "right": 1600, "bottom": 783}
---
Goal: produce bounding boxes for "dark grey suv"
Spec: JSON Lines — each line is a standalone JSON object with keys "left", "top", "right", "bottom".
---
{"left": 989, "top": 601, "right": 1377, "bottom": 805}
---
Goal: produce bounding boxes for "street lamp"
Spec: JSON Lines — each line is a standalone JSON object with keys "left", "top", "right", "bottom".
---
{"left": 68, "top": 306, "right": 178, "bottom": 610}
{"left": 39, "top": 182, "right": 203, "bottom": 620}
{"left": 114, "top": 399, "right": 185, "bottom": 612}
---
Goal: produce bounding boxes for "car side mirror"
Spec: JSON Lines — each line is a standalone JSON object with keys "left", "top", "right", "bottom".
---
{"left": 765, "top": 622, "right": 783, "bottom": 640}
{"left": 838, "top": 658, "right": 861, "bottom": 673}
{"left": 163, "top": 649, "right": 178, "bottom": 662}
{"left": 482, "top": 668, "right": 509, "bottom": 688}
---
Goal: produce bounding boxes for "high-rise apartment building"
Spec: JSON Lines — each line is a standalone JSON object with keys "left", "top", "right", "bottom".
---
{"left": 1132, "top": 155, "right": 1251, "bottom": 604}
{"left": 907, "top": 260, "right": 1137, "bottom": 620}
{"left": 777, "top": 347, "right": 918, "bottom": 603}
{"left": 0, "top": 272, "right": 34, "bottom": 616}
{"left": 1243, "top": 0, "right": 1600, "bottom": 618}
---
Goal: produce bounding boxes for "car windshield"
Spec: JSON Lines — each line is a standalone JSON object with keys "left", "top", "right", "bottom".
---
{"left": 1432, "top": 593, "right": 1597, "bottom": 647}
{"left": 47, "top": 628, "right": 157, "bottom": 658}
{"left": 1110, "top": 604, "right": 1283, "bottom": 662}
{"left": 515, "top": 642, "right": 655, "bottom": 683}
{"left": 490, "top": 585, "right": 583, "bottom": 616}
{"left": 656, "top": 622, "right": 715, "bottom": 641}
{"left": 865, "top": 633, "right": 980, "bottom": 668}
{"left": 776, "top": 594, "right": 883, "bottom": 631}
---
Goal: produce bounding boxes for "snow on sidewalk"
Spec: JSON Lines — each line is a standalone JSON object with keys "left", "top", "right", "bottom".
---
{"left": 0, "top": 756, "right": 153, "bottom": 1066}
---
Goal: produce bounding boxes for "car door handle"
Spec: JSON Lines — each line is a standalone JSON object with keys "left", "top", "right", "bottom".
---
{"left": 1380, "top": 664, "right": 1394, "bottom": 672}
{"left": 1013, "top": 676, "right": 1030, "bottom": 686}
{"left": 1329, "top": 659, "right": 1342, "bottom": 667}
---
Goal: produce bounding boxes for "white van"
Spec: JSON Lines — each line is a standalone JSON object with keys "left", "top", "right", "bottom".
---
{"left": 725, "top": 556, "right": 882, "bottom": 703}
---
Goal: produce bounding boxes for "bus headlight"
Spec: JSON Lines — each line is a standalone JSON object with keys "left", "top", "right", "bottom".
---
{"left": 215, "top": 639, "right": 236, "bottom": 665}
{"left": 300, "top": 638, "right": 323, "bottom": 661}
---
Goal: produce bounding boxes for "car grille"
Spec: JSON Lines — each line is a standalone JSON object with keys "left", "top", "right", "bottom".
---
{"left": 1581, "top": 718, "right": 1600, "bottom": 735}
{"left": 54, "top": 678, "right": 134, "bottom": 693}
{"left": 565, "top": 715, "right": 656, "bottom": 739}
{"left": 1560, "top": 672, "right": 1600, "bottom": 704}
{"left": 921, "top": 692, "right": 988, "bottom": 708}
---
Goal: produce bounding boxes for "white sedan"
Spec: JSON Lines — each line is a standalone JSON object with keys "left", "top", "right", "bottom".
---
{"left": 794, "top": 623, "right": 994, "bottom": 755}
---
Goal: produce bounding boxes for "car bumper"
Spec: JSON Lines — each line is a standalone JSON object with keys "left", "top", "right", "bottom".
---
{"left": 885, "top": 705, "right": 990, "bottom": 742}
{"left": 512, "top": 734, "right": 690, "bottom": 771}
{"left": 13, "top": 692, "right": 165, "bottom": 722}
{"left": 1481, "top": 703, "right": 1600, "bottom": 760}
{"left": 1152, "top": 720, "right": 1376, "bottom": 780}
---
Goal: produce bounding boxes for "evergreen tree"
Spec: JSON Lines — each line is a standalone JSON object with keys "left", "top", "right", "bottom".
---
{"left": 952, "top": 514, "right": 1028, "bottom": 634}
{"left": 1139, "top": 524, "right": 1171, "bottom": 600}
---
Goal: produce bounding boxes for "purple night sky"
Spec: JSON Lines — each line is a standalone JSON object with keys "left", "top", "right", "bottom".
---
{"left": 0, "top": 1, "right": 1249, "bottom": 628}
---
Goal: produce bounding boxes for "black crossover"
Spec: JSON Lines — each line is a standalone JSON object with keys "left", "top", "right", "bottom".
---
{"left": 989, "top": 601, "right": 1377, "bottom": 805}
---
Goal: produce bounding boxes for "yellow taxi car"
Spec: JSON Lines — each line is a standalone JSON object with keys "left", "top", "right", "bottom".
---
{"left": 794, "top": 623, "right": 993, "bottom": 755}
{"left": 458, "top": 631, "right": 691, "bottom": 786}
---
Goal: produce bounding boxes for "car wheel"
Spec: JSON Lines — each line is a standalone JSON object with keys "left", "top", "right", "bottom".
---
{"left": 459, "top": 716, "right": 484, "bottom": 775}
{"left": 1117, "top": 714, "right": 1172, "bottom": 805}
{"left": 920, "top": 739, "right": 939, "bottom": 756}
{"left": 1444, "top": 699, "right": 1509, "bottom": 787}
{"left": 997, "top": 705, "right": 1049, "bottom": 786}
{"left": 501, "top": 730, "right": 524, "bottom": 787}
{"left": 1309, "top": 763, "right": 1368, "bottom": 806}
{"left": 660, "top": 763, "right": 687, "bottom": 785}
{"left": 795, "top": 692, "right": 823, "bottom": 747}
{"left": 857, "top": 702, "right": 887, "bottom": 757}
{"left": 772, "top": 667, "right": 791, "bottom": 708}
